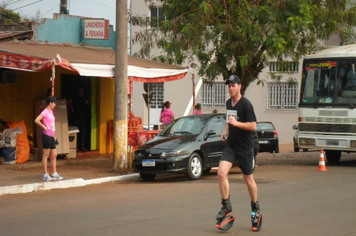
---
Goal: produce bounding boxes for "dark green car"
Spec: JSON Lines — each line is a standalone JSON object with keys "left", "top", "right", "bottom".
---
{"left": 133, "top": 114, "right": 226, "bottom": 180}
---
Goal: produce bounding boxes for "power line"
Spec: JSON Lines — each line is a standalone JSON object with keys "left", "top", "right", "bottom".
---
{"left": 41, "top": 4, "right": 58, "bottom": 18}
{"left": 5, "top": 0, "right": 25, "bottom": 6}
{"left": 12, "top": 0, "right": 43, "bottom": 10}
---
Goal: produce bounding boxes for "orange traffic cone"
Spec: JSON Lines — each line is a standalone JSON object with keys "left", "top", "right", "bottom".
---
{"left": 317, "top": 150, "right": 327, "bottom": 171}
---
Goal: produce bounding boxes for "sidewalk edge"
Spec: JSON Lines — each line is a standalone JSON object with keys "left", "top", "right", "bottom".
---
{"left": 0, "top": 174, "right": 139, "bottom": 196}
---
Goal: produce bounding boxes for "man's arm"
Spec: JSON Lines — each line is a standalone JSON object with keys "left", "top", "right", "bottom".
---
{"left": 227, "top": 115, "right": 256, "bottom": 131}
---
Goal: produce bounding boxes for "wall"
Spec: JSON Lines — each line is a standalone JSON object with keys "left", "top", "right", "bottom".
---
{"left": 34, "top": 15, "right": 81, "bottom": 44}
{"left": 34, "top": 14, "right": 116, "bottom": 49}
{"left": 0, "top": 68, "right": 70, "bottom": 146}
{"left": 98, "top": 78, "right": 115, "bottom": 154}
{"left": 0, "top": 71, "right": 35, "bottom": 137}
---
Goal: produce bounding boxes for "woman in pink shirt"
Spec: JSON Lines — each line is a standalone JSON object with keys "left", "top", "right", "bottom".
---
{"left": 193, "top": 103, "right": 203, "bottom": 115}
{"left": 160, "top": 101, "right": 175, "bottom": 126}
{"left": 35, "top": 96, "right": 63, "bottom": 181}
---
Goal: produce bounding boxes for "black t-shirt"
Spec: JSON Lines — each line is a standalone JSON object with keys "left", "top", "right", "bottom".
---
{"left": 226, "top": 97, "right": 257, "bottom": 151}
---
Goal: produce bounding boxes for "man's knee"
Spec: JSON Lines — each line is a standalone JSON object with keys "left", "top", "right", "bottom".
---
{"left": 243, "top": 174, "right": 255, "bottom": 186}
{"left": 217, "top": 170, "right": 227, "bottom": 179}
{"left": 217, "top": 167, "right": 230, "bottom": 179}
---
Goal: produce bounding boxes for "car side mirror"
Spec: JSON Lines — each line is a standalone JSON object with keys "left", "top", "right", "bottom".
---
{"left": 204, "top": 130, "right": 216, "bottom": 140}
{"left": 292, "top": 125, "right": 298, "bottom": 130}
{"left": 208, "top": 130, "right": 216, "bottom": 136}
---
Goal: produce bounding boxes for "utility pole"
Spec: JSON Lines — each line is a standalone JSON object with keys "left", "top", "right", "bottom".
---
{"left": 113, "top": 0, "right": 128, "bottom": 172}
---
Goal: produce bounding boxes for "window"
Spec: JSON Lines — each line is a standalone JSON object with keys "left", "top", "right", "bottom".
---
{"left": 269, "top": 61, "right": 299, "bottom": 72}
{"left": 144, "top": 82, "right": 164, "bottom": 108}
{"left": 268, "top": 82, "right": 298, "bottom": 109}
{"left": 201, "top": 82, "right": 226, "bottom": 107}
{"left": 150, "top": 7, "right": 166, "bottom": 27}
{"left": 207, "top": 115, "right": 226, "bottom": 136}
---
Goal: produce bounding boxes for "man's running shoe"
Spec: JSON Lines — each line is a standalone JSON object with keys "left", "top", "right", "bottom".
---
{"left": 216, "top": 197, "right": 232, "bottom": 220}
{"left": 216, "top": 204, "right": 232, "bottom": 220}
{"left": 251, "top": 201, "right": 262, "bottom": 231}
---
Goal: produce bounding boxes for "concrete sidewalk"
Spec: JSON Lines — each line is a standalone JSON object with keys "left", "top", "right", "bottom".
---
{"left": 0, "top": 153, "right": 139, "bottom": 196}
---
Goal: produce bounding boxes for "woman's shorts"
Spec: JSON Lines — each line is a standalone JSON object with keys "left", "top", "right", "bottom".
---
{"left": 42, "top": 133, "right": 56, "bottom": 149}
{"left": 220, "top": 144, "right": 255, "bottom": 175}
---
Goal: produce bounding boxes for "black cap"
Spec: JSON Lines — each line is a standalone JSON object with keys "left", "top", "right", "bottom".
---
{"left": 46, "top": 96, "right": 57, "bottom": 103}
{"left": 225, "top": 75, "right": 241, "bottom": 85}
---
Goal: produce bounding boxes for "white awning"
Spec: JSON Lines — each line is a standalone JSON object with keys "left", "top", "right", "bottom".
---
{"left": 71, "top": 63, "right": 189, "bottom": 79}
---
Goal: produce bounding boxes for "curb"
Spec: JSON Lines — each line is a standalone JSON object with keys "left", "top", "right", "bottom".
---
{"left": 0, "top": 173, "right": 139, "bottom": 196}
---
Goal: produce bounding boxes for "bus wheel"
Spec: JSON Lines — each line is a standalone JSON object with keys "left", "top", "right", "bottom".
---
{"left": 325, "top": 150, "right": 341, "bottom": 163}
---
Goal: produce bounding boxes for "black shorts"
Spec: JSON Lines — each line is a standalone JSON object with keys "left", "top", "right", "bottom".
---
{"left": 220, "top": 144, "right": 255, "bottom": 175}
{"left": 42, "top": 133, "right": 56, "bottom": 149}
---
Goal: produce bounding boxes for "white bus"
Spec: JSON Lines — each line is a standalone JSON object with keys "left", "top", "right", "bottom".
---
{"left": 297, "top": 44, "right": 356, "bottom": 163}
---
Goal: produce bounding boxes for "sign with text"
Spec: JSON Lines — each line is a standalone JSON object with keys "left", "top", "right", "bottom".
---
{"left": 84, "top": 19, "right": 109, "bottom": 40}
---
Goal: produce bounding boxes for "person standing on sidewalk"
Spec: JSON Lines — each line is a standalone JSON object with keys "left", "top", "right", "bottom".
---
{"left": 35, "top": 96, "right": 63, "bottom": 181}
{"left": 216, "top": 75, "right": 262, "bottom": 231}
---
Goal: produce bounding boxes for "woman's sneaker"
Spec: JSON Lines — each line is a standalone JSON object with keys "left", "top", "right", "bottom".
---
{"left": 43, "top": 174, "right": 52, "bottom": 181}
{"left": 52, "top": 172, "right": 63, "bottom": 180}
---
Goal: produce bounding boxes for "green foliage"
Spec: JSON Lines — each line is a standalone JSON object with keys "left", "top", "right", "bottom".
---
{"left": 0, "top": 7, "right": 21, "bottom": 24}
{"left": 131, "top": 0, "right": 356, "bottom": 94}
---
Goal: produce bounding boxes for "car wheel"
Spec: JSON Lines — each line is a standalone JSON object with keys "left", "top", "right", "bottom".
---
{"left": 274, "top": 145, "right": 279, "bottom": 153}
{"left": 293, "top": 138, "right": 299, "bottom": 152}
{"left": 140, "top": 173, "right": 156, "bottom": 181}
{"left": 186, "top": 153, "right": 203, "bottom": 180}
{"left": 203, "top": 167, "right": 212, "bottom": 174}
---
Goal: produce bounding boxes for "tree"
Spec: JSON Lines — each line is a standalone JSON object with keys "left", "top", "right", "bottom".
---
{"left": 132, "top": 0, "right": 356, "bottom": 94}
{"left": 0, "top": 7, "right": 21, "bottom": 24}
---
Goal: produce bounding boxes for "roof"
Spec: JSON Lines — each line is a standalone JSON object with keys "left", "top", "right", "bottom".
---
{"left": 0, "top": 41, "right": 185, "bottom": 69}
{"left": 0, "top": 31, "right": 33, "bottom": 42}
{"left": 0, "top": 41, "right": 189, "bottom": 80}
{"left": 305, "top": 44, "right": 356, "bottom": 59}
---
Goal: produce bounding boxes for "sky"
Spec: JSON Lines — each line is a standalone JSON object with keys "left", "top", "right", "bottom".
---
{"left": 4, "top": 0, "right": 117, "bottom": 29}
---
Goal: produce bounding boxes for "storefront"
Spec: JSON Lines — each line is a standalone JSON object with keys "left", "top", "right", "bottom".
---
{"left": 0, "top": 41, "right": 189, "bottom": 159}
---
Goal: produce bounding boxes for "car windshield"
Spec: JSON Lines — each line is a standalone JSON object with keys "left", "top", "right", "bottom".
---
{"left": 159, "top": 116, "right": 209, "bottom": 136}
{"left": 256, "top": 123, "right": 274, "bottom": 130}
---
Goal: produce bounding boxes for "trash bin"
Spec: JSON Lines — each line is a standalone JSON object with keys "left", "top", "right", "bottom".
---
{"left": 68, "top": 126, "right": 79, "bottom": 158}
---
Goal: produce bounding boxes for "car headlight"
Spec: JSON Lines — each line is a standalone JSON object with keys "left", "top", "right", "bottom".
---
{"left": 299, "top": 138, "right": 315, "bottom": 146}
{"left": 160, "top": 150, "right": 189, "bottom": 158}
{"left": 351, "top": 140, "right": 356, "bottom": 148}
{"left": 135, "top": 152, "right": 143, "bottom": 159}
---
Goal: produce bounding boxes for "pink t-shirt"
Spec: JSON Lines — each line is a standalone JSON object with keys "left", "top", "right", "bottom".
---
{"left": 161, "top": 108, "right": 174, "bottom": 125}
{"left": 41, "top": 108, "right": 55, "bottom": 137}
{"left": 193, "top": 110, "right": 202, "bottom": 115}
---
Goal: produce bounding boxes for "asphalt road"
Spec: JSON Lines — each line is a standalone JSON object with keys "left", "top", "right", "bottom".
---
{"left": 1, "top": 151, "right": 356, "bottom": 236}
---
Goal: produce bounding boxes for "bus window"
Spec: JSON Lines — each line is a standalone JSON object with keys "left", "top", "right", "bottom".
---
{"left": 302, "top": 61, "right": 337, "bottom": 104}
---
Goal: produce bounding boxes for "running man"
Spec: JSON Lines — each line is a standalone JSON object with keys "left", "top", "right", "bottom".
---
{"left": 216, "top": 74, "right": 262, "bottom": 231}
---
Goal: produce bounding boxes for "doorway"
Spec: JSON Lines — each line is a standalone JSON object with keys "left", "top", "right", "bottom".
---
{"left": 61, "top": 74, "right": 94, "bottom": 151}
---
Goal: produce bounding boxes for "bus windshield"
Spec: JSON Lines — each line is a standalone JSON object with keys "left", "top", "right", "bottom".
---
{"left": 301, "top": 59, "right": 356, "bottom": 106}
